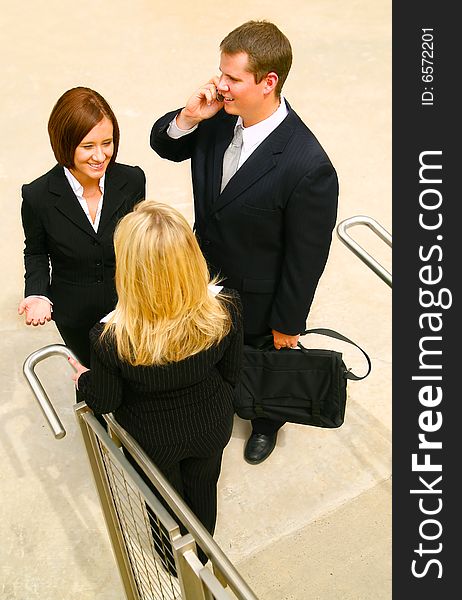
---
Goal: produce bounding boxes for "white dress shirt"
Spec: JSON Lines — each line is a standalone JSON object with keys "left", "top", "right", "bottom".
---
{"left": 233, "top": 99, "right": 288, "bottom": 168}
{"left": 64, "top": 167, "right": 105, "bottom": 232}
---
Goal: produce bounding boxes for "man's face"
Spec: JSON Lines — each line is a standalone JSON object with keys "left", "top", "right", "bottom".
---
{"left": 217, "top": 52, "right": 268, "bottom": 127}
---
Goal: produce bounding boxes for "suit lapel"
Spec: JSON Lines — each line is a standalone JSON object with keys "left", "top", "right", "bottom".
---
{"left": 49, "top": 165, "right": 97, "bottom": 238}
{"left": 48, "top": 164, "right": 129, "bottom": 238}
{"left": 211, "top": 108, "right": 298, "bottom": 214}
{"left": 97, "top": 166, "right": 129, "bottom": 236}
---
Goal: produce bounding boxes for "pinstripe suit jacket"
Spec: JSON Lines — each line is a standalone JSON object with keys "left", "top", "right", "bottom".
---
{"left": 150, "top": 102, "right": 338, "bottom": 336}
{"left": 78, "top": 291, "right": 243, "bottom": 454}
{"left": 21, "top": 163, "right": 146, "bottom": 328}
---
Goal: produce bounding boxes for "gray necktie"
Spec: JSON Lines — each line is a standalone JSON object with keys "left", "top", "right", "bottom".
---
{"left": 220, "top": 125, "right": 243, "bottom": 192}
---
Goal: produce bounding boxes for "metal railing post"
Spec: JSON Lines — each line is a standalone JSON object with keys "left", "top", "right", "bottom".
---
{"left": 336, "top": 215, "right": 392, "bottom": 287}
{"left": 173, "top": 536, "right": 210, "bottom": 600}
{"left": 22, "top": 344, "right": 77, "bottom": 438}
{"left": 75, "top": 404, "right": 140, "bottom": 600}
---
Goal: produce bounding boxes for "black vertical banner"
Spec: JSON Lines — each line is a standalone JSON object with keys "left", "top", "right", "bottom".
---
{"left": 393, "top": 3, "right": 459, "bottom": 597}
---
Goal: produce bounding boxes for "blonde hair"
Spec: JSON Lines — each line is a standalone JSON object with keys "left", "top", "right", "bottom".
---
{"left": 102, "top": 200, "right": 232, "bottom": 366}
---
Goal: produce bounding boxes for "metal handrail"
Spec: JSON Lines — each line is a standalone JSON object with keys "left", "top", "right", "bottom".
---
{"left": 102, "top": 411, "right": 259, "bottom": 599}
{"left": 336, "top": 215, "right": 392, "bottom": 287}
{"left": 22, "top": 343, "right": 77, "bottom": 439}
{"left": 23, "top": 345, "right": 260, "bottom": 599}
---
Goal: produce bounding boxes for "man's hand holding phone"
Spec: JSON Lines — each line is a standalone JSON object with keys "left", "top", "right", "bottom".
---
{"left": 177, "top": 77, "right": 224, "bottom": 129}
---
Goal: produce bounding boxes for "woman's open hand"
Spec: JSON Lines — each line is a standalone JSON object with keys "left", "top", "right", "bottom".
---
{"left": 18, "top": 297, "right": 52, "bottom": 326}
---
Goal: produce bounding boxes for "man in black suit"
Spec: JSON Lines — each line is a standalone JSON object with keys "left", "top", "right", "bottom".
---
{"left": 150, "top": 20, "right": 338, "bottom": 464}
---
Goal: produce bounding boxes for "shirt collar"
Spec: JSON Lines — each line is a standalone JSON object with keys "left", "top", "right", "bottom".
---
{"left": 236, "top": 96, "right": 289, "bottom": 149}
{"left": 63, "top": 166, "right": 105, "bottom": 195}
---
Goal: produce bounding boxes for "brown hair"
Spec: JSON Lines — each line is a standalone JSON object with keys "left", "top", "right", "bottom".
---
{"left": 220, "top": 21, "right": 292, "bottom": 96}
{"left": 48, "top": 87, "right": 119, "bottom": 168}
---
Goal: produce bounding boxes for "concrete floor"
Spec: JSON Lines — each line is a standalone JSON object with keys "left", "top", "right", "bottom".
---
{"left": 0, "top": 1, "right": 391, "bottom": 598}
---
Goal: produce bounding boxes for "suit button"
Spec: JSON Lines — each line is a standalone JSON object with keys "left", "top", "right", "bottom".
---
{"left": 96, "top": 261, "right": 102, "bottom": 267}
{"left": 92, "top": 240, "right": 99, "bottom": 246}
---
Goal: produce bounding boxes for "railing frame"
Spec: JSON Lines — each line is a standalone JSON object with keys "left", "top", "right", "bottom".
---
{"left": 23, "top": 345, "right": 259, "bottom": 600}
{"left": 336, "top": 215, "right": 392, "bottom": 287}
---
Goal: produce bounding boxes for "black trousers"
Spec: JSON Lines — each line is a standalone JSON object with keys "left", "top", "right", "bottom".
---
{"left": 150, "top": 451, "right": 223, "bottom": 568}
{"left": 55, "top": 321, "right": 92, "bottom": 367}
{"left": 123, "top": 412, "right": 233, "bottom": 568}
{"left": 244, "top": 331, "right": 286, "bottom": 436}
{"left": 124, "top": 450, "right": 226, "bottom": 569}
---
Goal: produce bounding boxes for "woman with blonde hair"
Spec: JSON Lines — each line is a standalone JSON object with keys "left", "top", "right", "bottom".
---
{"left": 70, "top": 199, "right": 242, "bottom": 544}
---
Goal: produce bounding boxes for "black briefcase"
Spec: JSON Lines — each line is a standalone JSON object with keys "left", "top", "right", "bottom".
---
{"left": 233, "top": 328, "right": 371, "bottom": 428}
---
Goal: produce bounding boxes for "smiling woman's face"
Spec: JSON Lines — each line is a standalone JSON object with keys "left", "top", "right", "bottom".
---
{"left": 70, "top": 116, "right": 114, "bottom": 185}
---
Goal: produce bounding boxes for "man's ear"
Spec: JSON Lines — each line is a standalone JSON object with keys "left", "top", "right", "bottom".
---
{"left": 263, "top": 72, "right": 279, "bottom": 95}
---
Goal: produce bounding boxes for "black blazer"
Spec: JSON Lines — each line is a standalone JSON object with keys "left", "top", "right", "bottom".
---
{"left": 78, "top": 290, "right": 243, "bottom": 453}
{"left": 21, "top": 162, "right": 146, "bottom": 328}
{"left": 150, "top": 102, "right": 338, "bottom": 335}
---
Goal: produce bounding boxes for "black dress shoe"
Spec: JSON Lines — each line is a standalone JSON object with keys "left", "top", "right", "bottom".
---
{"left": 244, "top": 432, "right": 277, "bottom": 464}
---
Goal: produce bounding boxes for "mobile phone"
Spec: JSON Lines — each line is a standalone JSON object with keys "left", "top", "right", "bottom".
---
{"left": 216, "top": 92, "right": 224, "bottom": 102}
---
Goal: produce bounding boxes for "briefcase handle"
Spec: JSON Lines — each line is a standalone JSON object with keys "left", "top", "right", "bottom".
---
{"left": 300, "top": 328, "right": 372, "bottom": 381}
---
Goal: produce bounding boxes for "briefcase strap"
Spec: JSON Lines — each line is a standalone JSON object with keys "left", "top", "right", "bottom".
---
{"left": 300, "top": 328, "right": 372, "bottom": 381}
